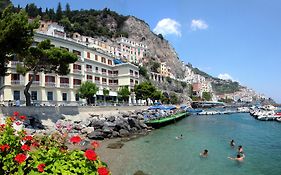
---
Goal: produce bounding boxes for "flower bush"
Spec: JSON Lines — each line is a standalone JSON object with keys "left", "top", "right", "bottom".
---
{"left": 0, "top": 113, "right": 110, "bottom": 175}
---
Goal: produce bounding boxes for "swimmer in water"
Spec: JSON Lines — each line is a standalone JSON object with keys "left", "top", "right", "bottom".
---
{"left": 230, "top": 139, "right": 235, "bottom": 148}
{"left": 176, "top": 134, "right": 183, "bottom": 139}
{"left": 200, "top": 149, "right": 208, "bottom": 157}
{"left": 228, "top": 154, "right": 245, "bottom": 162}
{"left": 238, "top": 145, "right": 243, "bottom": 154}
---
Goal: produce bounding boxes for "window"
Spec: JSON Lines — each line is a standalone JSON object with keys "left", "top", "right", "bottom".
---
{"left": 102, "top": 68, "right": 106, "bottom": 74}
{"left": 108, "top": 60, "right": 112, "bottom": 65}
{"left": 13, "top": 91, "right": 20, "bottom": 100}
{"left": 31, "top": 91, "right": 37, "bottom": 100}
{"left": 28, "top": 75, "right": 40, "bottom": 81}
{"left": 11, "top": 74, "right": 20, "bottom": 80}
{"left": 75, "top": 94, "right": 79, "bottom": 101}
{"left": 47, "top": 92, "right": 53, "bottom": 101}
{"left": 135, "top": 80, "right": 139, "bottom": 85}
{"left": 95, "top": 55, "right": 98, "bottom": 61}
{"left": 101, "top": 57, "right": 106, "bottom": 63}
{"left": 86, "top": 64, "right": 92, "bottom": 69}
{"left": 73, "top": 79, "right": 81, "bottom": 85}
{"left": 62, "top": 93, "right": 67, "bottom": 101}
{"left": 102, "top": 78, "right": 107, "bottom": 84}
{"left": 87, "top": 52, "right": 90, "bottom": 58}
{"left": 87, "top": 75, "right": 92, "bottom": 80}
{"left": 73, "top": 64, "right": 81, "bottom": 70}
{"left": 73, "top": 50, "right": 81, "bottom": 56}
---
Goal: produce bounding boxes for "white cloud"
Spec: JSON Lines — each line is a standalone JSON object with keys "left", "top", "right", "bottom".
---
{"left": 153, "top": 18, "right": 181, "bottom": 37}
{"left": 190, "top": 19, "right": 208, "bottom": 31}
{"left": 218, "top": 73, "right": 234, "bottom": 81}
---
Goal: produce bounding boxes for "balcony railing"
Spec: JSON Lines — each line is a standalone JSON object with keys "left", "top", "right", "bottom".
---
{"left": 95, "top": 71, "right": 100, "bottom": 74}
{"left": 11, "top": 80, "right": 23, "bottom": 85}
{"left": 32, "top": 81, "right": 40, "bottom": 85}
{"left": 102, "top": 72, "right": 107, "bottom": 75}
{"left": 85, "top": 68, "right": 92, "bottom": 73}
{"left": 45, "top": 82, "right": 56, "bottom": 87}
{"left": 73, "top": 84, "right": 81, "bottom": 88}
{"left": 11, "top": 61, "right": 22, "bottom": 67}
{"left": 130, "top": 83, "right": 135, "bottom": 86}
{"left": 109, "top": 83, "right": 118, "bottom": 86}
{"left": 102, "top": 82, "right": 107, "bottom": 85}
{"left": 60, "top": 83, "right": 69, "bottom": 88}
{"left": 95, "top": 81, "right": 100, "bottom": 84}
{"left": 73, "top": 69, "right": 82, "bottom": 74}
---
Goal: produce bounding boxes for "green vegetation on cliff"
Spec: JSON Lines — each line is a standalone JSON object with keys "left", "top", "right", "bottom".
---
{"left": 211, "top": 81, "right": 240, "bottom": 94}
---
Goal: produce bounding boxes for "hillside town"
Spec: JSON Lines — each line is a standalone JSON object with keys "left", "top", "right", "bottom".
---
{"left": 0, "top": 20, "right": 267, "bottom": 106}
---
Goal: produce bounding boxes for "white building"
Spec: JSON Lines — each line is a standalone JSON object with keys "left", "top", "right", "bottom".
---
{"left": 0, "top": 26, "right": 140, "bottom": 106}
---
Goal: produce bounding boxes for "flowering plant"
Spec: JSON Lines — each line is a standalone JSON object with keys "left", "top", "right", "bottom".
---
{"left": 0, "top": 112, "right": 110, "bottom": 175}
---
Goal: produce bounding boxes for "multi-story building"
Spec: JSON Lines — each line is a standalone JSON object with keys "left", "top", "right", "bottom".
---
{"left": 160, "top": 62, "right": 172, "bottom": 77}
{"left": 0, "top": 25, "right": 139, "bottom": 106}
{"left": 116, "top": 37, "right": 147, "bottom": 64}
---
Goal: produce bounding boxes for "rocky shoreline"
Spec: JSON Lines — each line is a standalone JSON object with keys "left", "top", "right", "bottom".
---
{"left": 22, "top": 109, "right": 153, "bottom": 141}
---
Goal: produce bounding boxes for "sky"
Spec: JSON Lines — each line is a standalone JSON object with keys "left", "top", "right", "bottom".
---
{"left": 11, "top": 0, "right": 281, "bottom": 102}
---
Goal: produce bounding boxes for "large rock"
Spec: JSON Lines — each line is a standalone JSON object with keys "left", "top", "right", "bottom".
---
{"left": 139, "top": 121, "right": 148, "bottom": 129}
{"left": 106, "top": 116, "right": 115, "bottom": 122}
{"left": 81, "top": 127, "right": 94, "bottom": 135}
{"left": 119, "top": 129, "right": 130, "bottom": 137}
{"left": 128, "top": 118, "right": 141, "bottom": 129}
{"left": 87, "top": 131, "right": 105, "bottom": 140}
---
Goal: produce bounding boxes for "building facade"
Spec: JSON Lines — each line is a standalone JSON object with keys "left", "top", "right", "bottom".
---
{"left": 0, "top": 29, "right": 139, "bottom": 106}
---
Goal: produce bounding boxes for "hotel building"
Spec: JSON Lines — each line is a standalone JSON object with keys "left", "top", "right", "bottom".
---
{"left": 0, "top": 24, "right": 139, "bottom": 106}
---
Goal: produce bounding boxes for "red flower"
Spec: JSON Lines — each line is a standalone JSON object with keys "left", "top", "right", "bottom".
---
{"left": 91, "top": 141, "right": 100, "bottom": 149}
{"left": 0, "top": 124, "right": 5, "bottom": 128}
{"left": 70, "top": 135, "right": 81, "bottom": 144}
{"left": 84, "top": 149, "right": 97, "bottom": 161}
{"left": 13, "top": 111, "right": 19, "bottom": 116}
{"left": 21, "top": 144, "right": 30, "bottom": 151}
{"left": 37, "top": 163, "right": 46, "bottom": 172}
{"left": 14, "top": 153, "right": 27, "bottom": 164}
{"left": 97, "top": 167, "right": 109, "bottom": 175}
{"left": 23, "top": 135, "right": 33, "bottom": 141}
{"left": 15, "top": 121, "right": 22, "bottom": 126}
{"left": 32, "top": 142, "right": 40, "bottom": 147}
{"left": 19, "top": 115, "right": 27, "bottom": 120}
{"left": 0, "top": 144, "right": 10, "bottom": 152}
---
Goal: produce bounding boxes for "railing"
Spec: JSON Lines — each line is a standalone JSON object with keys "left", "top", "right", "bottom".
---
{"left": 130, "top": 83, "right": 135, "bottom": 86}
{"left": 60, "top": 83, "right": 69, "bottom": 88}
{"left": 130, "top": 73, "right": 134, "bottom": 76}
{"left": 102, "top": 72, "right": 107, "bottom": 75}
{"left": 95, "top": 71, "right": 100, "bottom": 74}
{"left": 45, "top": 82, "right": 56, "bottom": 87}
{"left": 11, "top": 61, "right": 22, "bottom": 67}
{"left": 109, "top": 83, "right": 118, "bottom": 86}
{"left": 95, "top": 81, "right": 100, "bottom": 85}
{"left": 85, "top": 68, "right": 92, "bottom": 72}
{"left": 73, "top": 84, "right": 81, "bottom": 88}
{"left": 102, "top": 82, "right": 107, "bottom": 85}
{"left": 73, "top": 69, "right": 82, "bottom": 74}
{"left": 32, "top": 81, "right": 40, "bottom": 85}
{"left": 11, "top": 80, "right": 22, "bottom": 85}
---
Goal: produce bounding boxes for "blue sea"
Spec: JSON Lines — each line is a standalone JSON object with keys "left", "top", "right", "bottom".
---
{"left": 118, "top": 113, "right": 281, "bottom": 175}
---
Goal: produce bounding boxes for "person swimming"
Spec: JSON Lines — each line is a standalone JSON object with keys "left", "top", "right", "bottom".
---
{"left": 200, "top": 149, "right": 208, "bottom": 157}
{"left": 230, "top": 139, "right": 235, "bottom": 148}
{"left": 176, "top": 134, "right": 183, "bottom": 139}
{"left": 228, "top": 153, "right": 245, "bottom": 162}
{"left": 238, "top": 145, "right": 243, "bottom": 154}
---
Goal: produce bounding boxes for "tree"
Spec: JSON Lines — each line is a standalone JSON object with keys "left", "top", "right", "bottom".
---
{"left": 202, "top": 92, "right": 212, "bottom": 101}
{"left": 151, "top": 90, "right": 163, "bottom": 103}
{"left": 78, "top": 81, "right": 99, "bottom": 105}
{"left": 139, "top": 66, "right": 149, "bottom": 79}
{"left": 16, "top": 39, "right": 78, "bottom": 106}
{"left": 0, "top": 5, "right": 39, "bottom": 76}
{"left": 0, "top": 0, "right": 11, "bottom": 11}
{"left": 103, "top": 88, "right": 109, "bottom": 103}
{"left": 56, "top": 2, "right": 62, "bottom": 21}
{"left": 25, "top": 3, "right": 39, "bottom": 18}
{"left": 134, "top": 81, "right": 156, "bottom": 105}
{"left": 181, "top": 82, "right": 187, "bottom": 88}
{"left": 170, "top": 92, "right": 179, "bottom": 104}
{"left": 150, "top": 61, "right": 160, "bottom": 73}
{"left": 117, "top": 86, "right": 130, "bottom": 103}
{"left": 65, "top": 3, "right": 71, "bottom": 19}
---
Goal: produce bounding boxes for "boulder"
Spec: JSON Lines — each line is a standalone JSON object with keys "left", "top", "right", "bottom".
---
{"left": 81, "top": 127, "right": 94, "bottom": 135}
{"left": 106, "top": 116, "right": 115, "bottom": 122}
{"left": 87, "top": 131, "right": 105, "bottom": 140}
{"left": 119, "top": 129, "right": 130, "bottom": 137}
{"left": 128, "top": 118, "right": 141, "bottom": 129}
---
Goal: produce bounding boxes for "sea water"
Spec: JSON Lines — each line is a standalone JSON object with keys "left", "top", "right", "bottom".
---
{"left": 119, "top": 113, "right": 281, "bottom": 175}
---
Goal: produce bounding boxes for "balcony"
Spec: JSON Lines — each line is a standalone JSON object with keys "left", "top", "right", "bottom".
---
{"left": 130, "top": 83, "right": 135, "bottom": 86}
{"left": 102, "top": 82, "right": 107, "bottom": 85}
{"left": 73, "top": 69, "right": 82, "bottom": 74}
{"left": 85, "top": 68, "right": 92, "bottom": 73}
{"left": 73, "top": 84, "right": 81, "bottom": 88}
{"left": 11, "top": 80, "right": 23, "bottom": 85}
{"left": 60, "top": 83, "right": 69, "bottom": 88}
{"left": 45, "top": 82, "right": 56, "bottom": 87}
{"left": 32, "top": 81, "right": 40, "bottom": 86}
{"left": 101, "top": 72, "right": 107, "bottom": 75}
{"left": 95, "top": 81, "right": 100, "bottom": 85}
{"left": 95, "top": 71, "right": 101, "bottom": 75}
{"left": 109, "top": 83, "right": 118, "bottom": 86}
{"left": 11, "top": 61, "right": 23, "bottom": 67}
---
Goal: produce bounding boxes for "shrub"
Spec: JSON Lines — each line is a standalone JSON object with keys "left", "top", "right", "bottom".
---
{"left": 0, "top": 113, "right": 110, "bottom": 175}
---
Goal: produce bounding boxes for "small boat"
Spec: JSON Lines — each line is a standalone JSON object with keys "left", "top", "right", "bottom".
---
{"left": 144, "top": 111, "right": 188, "bottom": 128}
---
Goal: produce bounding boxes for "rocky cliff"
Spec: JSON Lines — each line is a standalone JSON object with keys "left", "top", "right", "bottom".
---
{"left": 121, "top": 16, "right": 185, "bottom": 78}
